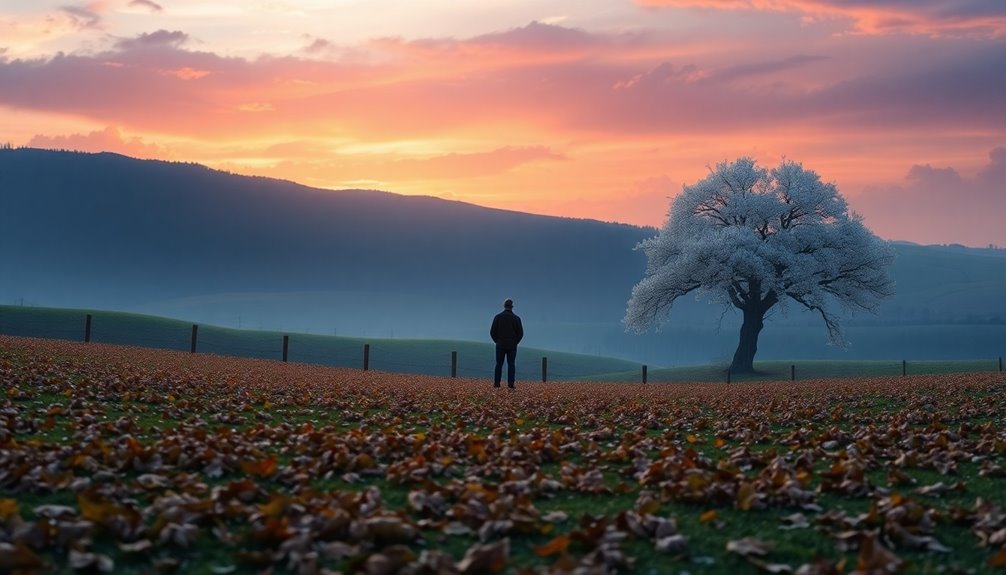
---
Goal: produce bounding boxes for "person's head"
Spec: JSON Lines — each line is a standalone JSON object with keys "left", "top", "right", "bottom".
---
{"left": 504, "top": 298, "right": 514, "bottom": 310}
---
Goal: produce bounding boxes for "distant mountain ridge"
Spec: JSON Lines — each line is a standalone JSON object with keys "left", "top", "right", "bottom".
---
{"left": 2, "top": 148, "right": 1005, "bottom": 364}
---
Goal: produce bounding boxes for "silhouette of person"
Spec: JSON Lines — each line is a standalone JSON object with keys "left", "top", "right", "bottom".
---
{"left": 490, "top": 298, "right": 523, "bottom": 389}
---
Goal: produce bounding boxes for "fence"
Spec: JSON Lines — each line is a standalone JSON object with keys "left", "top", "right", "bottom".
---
{"left": 0, "top": 310, "right": 651, "bottom": 383}
{"left": 2, "top": 309, "right": 1004, "bottom": 384}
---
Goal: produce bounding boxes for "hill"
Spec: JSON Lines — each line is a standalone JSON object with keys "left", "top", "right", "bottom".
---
{"left": 2, "top": 148, "right": 1005, "bottom": 364}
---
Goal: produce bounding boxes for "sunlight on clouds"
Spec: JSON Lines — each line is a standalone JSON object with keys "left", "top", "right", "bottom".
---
{"left": 162, "top": 67, "right": 211, "bottom": 80}
{"left": 236, "top": 103, "right": 276, "bottom": 112}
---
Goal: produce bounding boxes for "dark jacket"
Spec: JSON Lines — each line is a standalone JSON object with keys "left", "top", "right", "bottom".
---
{"left": 490, "top": 309, "right": 524, "bottom": 348}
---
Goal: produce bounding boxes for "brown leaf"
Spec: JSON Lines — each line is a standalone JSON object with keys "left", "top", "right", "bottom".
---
{"left": 456, "top": 538, "right": 509, "bottom": 574}
{"left": 0, "top": 542, "right": 45, "bottom": 572}
{"left": 533, "top": 535, "right": 570, "bottom": 557}
{"left": 856, "top": 533, "right": 905, "bottom": 574}
{"left": 989, "top": 547, "right": 1006, "bottom": 567}
{"left": 0, "top": 498, "right": 20, "bottom": 521}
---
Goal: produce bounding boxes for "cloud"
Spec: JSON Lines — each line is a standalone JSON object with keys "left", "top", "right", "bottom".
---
{"left": 27, "top": 126, "right": 168, "bottom": 158}
{"left": 634, "top": 0, "right": 1006, "bottom": 37}
{"left": 853, "top": 147, "right": 1006, "bottom": 247}
{"left": 114, "top": 29, "right": 189, "bottom": 50}
{"left": 0, "top": 22, "right": 1002, "bottom": 144}
{"left": 128, "top": 0, "right": 163, "bottom": 12}
{"left": 59, "top": 4, "right": 104, "bottom": 30}
{"left": 302, "top": 37, "right": 334, "bottom": 55}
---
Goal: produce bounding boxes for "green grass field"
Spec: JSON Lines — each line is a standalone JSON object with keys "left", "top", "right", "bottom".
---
{"left": 3, "top": 305, "right": 1004, "bottom": 386}
{"left": 0, "top": 305, "right": 643, "bottom": 381}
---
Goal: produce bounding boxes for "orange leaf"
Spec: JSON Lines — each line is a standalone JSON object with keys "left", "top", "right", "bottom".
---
{"left": 699, "top": 510, "right": 718, "bottom": 523}
{"left": 258, "top": 494, "right": 290, "bottom": 518}
{"left": 989, "top": 548, "right": 1006, "bottom": 567}
{"left": 241, "top": 455, "right": 277, "bottom": 477}
{"left": 533, "top": 535, "right": 571, "bottom": 557}
{"left": 714, "top": 437, "right": 726, "bottom": 448}
{"left": 687, "top": 434, "right": 699, "bottom": 443}
{"left": 0, "top": 498, "right": 20, "bottom": 520}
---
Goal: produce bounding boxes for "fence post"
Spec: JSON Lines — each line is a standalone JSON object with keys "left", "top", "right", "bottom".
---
{"left": 363, "top": 344, "right": 370, "bottom": 371}
{"left": 451, "top": 351, "right": 458, "bottom": 378}
{"left": 999, "top": 356, "right": 1002, "bottom": 372}
{"left": 190, "top": 324, "right": 198, "bottom": 353}
{"left": 726, "top": 368, "right": 731, "bottom": 384}
{"left": 642, "top": 365, "right": 648, "bottom": 384}
{"left": 282, "top": 335, "right": 289, "bottom": 362}
{"left": 902, "top": 359, "right": 906, "bottom": 377}
{"left": 84, "top": 314, "right": 92, "bottom": 343}
{"left": 791, "top": 364, "right": 795, "bottom": 381}
{"left": 541, "top": 356, "right": 547, "bottom": 383}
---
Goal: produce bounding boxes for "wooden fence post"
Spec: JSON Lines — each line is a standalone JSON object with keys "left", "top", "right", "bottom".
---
{"left": 642, "top": 365, "right": 647, "bottom": 384}
{"left": 282, "top": 335, "right": 289, "bottom": 362}
{"left": 791, "top": 364, "right": 795, "bottom": 381}
{"left": 999, "top": 356, "right": 1002, "bottom": 372}
{"left": 84, "top": 314, "right": 92, "bottom": 343}
{"left": 190, "top": 324, "right": 198, "bottom": 353}
{"left": 541, "top": 356, "right": 547, "bottom": 383}
{"left": 726, "top": 368, "right": 731, "bottom": 384}
{"left": 363, "top": 344, "right": 370, "bottom": 371}
{"left": 451, "top": 351, "right": 457, "bottom": 378}
{"left": 902, "top": 359, "right": 906, "bottom": 377}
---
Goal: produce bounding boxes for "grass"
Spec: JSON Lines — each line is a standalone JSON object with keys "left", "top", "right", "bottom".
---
{"left": 589, "top": 358, "right": 1004, "bottom": 383}
{"left": 0, "top": 304, "right": 643, "bottom": 381}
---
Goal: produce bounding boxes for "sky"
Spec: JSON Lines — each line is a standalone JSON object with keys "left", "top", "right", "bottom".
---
{"left": 1, "top": 0, "right": 1004, "bottom": 247}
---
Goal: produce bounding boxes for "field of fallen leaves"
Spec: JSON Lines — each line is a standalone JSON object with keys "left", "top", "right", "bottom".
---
{"left": 2, "top": 335, "right": 1006, "bottom": 575}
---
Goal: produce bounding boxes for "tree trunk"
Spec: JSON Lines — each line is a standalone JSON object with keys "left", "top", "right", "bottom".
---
{"left": 730, "top": 304, "right": 765, "bottom": 374}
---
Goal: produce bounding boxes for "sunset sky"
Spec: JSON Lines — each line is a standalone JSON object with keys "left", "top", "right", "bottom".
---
{"left": 2, "top": 1, "right": 1004, "bottom": 246}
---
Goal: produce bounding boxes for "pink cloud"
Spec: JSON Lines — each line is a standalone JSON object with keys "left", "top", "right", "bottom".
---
{"left": 0, "top": 22, "right": 1002, "bottom": 143}
{"left": 852, "top": 147, "right": 1006, "bottom": 247}
{"left": 27, "top": 126, "right": 168, "bottom": 158}
{"left": 635, "top": 1, "right": 1006, "bottom": 38}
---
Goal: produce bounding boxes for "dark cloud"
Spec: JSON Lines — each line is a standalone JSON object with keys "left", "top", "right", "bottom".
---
{"left": 114, "top": 30, "right": 189, "bottom": 50}
{"left": 129, "top": 0, "right": 163, "bottom": 13}
{"left": 637, "top": 1, "right": 1006, "bottom": 37}
{"left": 705, "top": 55, "right": 830, "bottom": 83}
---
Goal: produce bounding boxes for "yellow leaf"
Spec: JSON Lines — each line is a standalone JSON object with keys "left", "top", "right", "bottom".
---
{"left": 737, "top": 481, "right": 756, "bottom": 511}
{"left": 687, "top": 434, "right": 699, "bottom": 443}
{"left": 699, "top": 509, "right": 718, "bottom": 523}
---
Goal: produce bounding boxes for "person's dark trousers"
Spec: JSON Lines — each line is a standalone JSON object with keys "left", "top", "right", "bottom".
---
{"left": 494, "top": 346, "right": 517, "bottom": 388}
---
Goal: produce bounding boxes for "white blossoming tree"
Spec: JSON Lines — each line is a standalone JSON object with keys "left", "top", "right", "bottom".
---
{"left": 625, "top": 157, "right": 895, "bottom": 374}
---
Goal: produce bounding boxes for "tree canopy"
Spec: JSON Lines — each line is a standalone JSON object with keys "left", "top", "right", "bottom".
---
{"left": 625, "top": 157, "right": 895, "bottom": 373}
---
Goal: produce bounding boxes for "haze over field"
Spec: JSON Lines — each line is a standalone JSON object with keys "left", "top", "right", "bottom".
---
{"left": 2, "top": 1, "right": 1005, "bottom": 247}
{"left": 3, "top": 149, "right": 1005, "bottom": 366}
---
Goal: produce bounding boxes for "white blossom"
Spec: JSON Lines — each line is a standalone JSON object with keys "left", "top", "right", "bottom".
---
{"left": 625, "top": 157, "right": 895, "bottom": 371}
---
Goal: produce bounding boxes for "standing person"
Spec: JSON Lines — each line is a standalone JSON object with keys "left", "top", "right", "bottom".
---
{"left": 490, "top": 298, "right": 523, "bottom": 389}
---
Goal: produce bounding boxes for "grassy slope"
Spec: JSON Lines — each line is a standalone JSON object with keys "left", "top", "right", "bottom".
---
{"left": 0, "top": 305, "right": 642, "bottom": 381}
